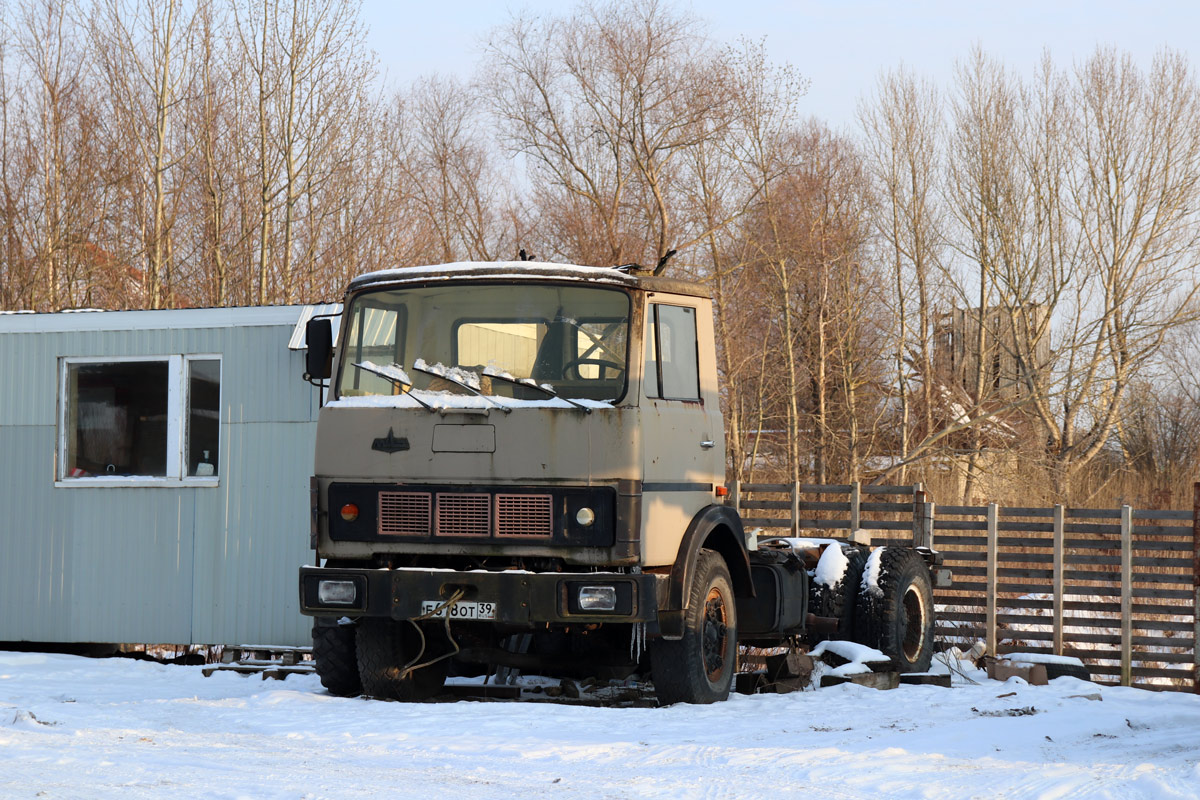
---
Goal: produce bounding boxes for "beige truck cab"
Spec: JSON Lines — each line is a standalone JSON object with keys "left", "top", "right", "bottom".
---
{"left": 299, "top": 261, "right": 936, "bottom": 704}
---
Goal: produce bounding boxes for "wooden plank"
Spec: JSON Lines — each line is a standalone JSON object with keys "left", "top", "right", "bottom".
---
{"left": 790, "top": 482, "right": 800, "bottom": 536}
{"left": 935, "top": 521, "right": 989, "bottom": 532}
{"left": 800, "top": 501, "right": 852, "bottom": 512}
{"left": 1052, "top": 650, "right": 1196, "bottom": 665}
{"left": 1064, "top": 538, "right": 1193, "bottom": 552}
{"left": 1133, "top": 509, "right": 1192, "bottom": 520}
{"left": 997, "top": 507, "right": 1056, "bottom": 518}
{"left": 795, "top": 519, "right": 916, "bottom": 531}
{"left": 930, "top": 534, "right": 988, "bottom": 546}
{"left": 986, "top": 503, "right": 998, "bottom": 659}
{"left": 1066, "top": 508, "right": 1124, "bottom": 519}
{"left": 859, "top": 501, "right": 913, "bottom": 513}
{"left": 740, "top": 499, "right": 793, "bottom": 511}
{"left": 850, "top": 481, "right": 861, "bottom": 532}
{"left": 1087, "top": 665, "right": 1194, "bottom": 678}
{"left": 820, "top": 671, "right": 900, "bottom": 690}
{"left": 860, "top": 484, "right": 917, "bottom": 495}
{"left": 1054, "top": 504, "right": 1065, "bottom": 656}
{"left": 740, "top": 483, "right": 792, "bottom": 493}
{"left": 800, "top": 484, "right": 853, "bottom": 493}
{"left": 900, "top": 673, "right": 952, "bottom": 687}
{"left": 1194, "top": 482, "right": 1200, "bottom": 695}
{"left": 740, "top": 518, "right": 791, "bottom": 528}
{"left": 936, "top": 505, "right": 989, "bottom": 516}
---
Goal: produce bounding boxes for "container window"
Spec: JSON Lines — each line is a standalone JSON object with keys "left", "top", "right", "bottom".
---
{"left": 60, "top": 355, "right": 222, "bottom": 484}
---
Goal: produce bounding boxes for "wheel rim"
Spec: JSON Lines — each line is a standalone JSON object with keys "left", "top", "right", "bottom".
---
{"left": 702, "top": 586, "right": 729, "bottom": 682}
{"left": 901, "top": 584, "right": 927, "bottom": 661}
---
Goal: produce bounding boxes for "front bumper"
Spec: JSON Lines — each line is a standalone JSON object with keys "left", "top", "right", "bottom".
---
{"left": 299, "top": 565, "right": 666, "bottom": 627}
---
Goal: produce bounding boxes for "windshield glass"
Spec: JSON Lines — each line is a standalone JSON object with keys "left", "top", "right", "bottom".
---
{"left": 335, "top": 282, "right": 630, "bottom": 402}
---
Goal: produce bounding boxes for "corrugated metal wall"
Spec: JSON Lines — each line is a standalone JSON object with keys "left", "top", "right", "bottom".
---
{"left": 0, "top": 307, "right": 327, "bottom": 646}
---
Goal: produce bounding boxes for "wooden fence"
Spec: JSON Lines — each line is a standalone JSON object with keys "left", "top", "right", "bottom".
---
{"left": 730, "top": 481, "right": 1200, "bottom": 692}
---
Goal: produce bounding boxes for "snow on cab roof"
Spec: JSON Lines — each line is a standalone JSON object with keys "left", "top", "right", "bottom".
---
{"left": 347, "top": 260, "right": 711, "bottom": 298}
{"left": 349, "top": 261, "right": 638, "bottom": 291}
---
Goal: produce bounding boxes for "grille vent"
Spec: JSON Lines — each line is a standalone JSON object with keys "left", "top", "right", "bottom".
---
{"left": 495, "top": 494, "right": 553, "bottom": 538}
{"left": 435, "top": 493, "right": 491, "bottom": 537}
{"left": 378, "top": 492, "right": 431, "bottom": 536}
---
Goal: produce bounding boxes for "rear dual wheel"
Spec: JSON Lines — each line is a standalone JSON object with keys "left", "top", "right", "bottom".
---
{"left": 853, "top": 548, "right": 935, "bottom": 673}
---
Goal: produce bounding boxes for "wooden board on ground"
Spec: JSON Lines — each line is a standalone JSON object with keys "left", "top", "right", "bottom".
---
{"left": 899, "top": 673, "right": 952, "bottom": 687}
{"left": 820, "top": 671, "right": 900, "bottom": 690}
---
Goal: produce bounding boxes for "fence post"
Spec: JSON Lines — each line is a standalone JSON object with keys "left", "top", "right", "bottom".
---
{"left": 790, "top": 481, "right": 801, "bottom": 537}
{"left": 986, "top": 503, "right": 998, "bottom": 658}
{"left": 1120, "top": 504, "right": 1133, "bottom": 687}
{"left": 850, "top": 481, "right": 861, "bottom": 534}
{"left": 912, "top": 490, "right": 935, "bottom": 551}
{"left": 730, "top": 479, "right": 741, "bottom": 517}
{"left": 1053, "top": 504, "right": 1065, "bottom": 656}
{"left": 1193, "top": 482, "right": 1199, "bottom": 695}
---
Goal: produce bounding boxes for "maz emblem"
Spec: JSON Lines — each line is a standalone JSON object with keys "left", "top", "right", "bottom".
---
{"left": 371, "top": 428, "right": 410, "bottom": 454}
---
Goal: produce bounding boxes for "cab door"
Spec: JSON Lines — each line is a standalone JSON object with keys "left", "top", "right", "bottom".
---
{"left": 640, "top": 297, "right": 724, "bottom": 566}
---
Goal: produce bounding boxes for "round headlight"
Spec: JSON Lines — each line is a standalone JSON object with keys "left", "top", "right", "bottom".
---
{"left": 340, "top": 503, "right": 359, "bottom": 522}
{"left": 575, "top": 507, "right": 595, "bottom": 526}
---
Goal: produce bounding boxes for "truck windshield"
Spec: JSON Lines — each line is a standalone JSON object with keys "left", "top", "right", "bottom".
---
{"left": 336, "top": 282, "right": 630, "bottom": 402}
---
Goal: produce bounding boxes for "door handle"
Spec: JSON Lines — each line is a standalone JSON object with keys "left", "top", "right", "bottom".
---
{"left": 700, "top": 440, "right": 716, "bottom": 449}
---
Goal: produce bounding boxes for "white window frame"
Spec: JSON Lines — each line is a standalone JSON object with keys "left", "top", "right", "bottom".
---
{"left": 56, "top": 354, "right": 222, "bottom": 488}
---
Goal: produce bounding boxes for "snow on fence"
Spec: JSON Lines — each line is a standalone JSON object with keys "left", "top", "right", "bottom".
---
{"left": 731, "top": 481, "right": 1200, "bottom": 693}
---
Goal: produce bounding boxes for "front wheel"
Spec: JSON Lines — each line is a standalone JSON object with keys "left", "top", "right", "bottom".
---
{"left": 355, "top": 618, "right": 448, "bottom": 701}
{"left": 650, "top": 549, "right": 737, "bottom": 704}
{"left": 312, "top": 620, "right": 361, "bottom": 697}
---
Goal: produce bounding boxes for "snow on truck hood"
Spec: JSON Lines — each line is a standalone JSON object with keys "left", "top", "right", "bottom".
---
{"left": 326, "top": 392, "right": 614, "bottom": 412}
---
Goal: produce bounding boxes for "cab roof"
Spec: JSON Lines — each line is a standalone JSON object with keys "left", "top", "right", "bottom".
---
{"left": 347, "top": 261, "right": 711, "bottom": 299}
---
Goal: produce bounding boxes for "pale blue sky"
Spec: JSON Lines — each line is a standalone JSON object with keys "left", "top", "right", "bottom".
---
{"left": 360, "top": 0, "right": 1193, "bottom": 128}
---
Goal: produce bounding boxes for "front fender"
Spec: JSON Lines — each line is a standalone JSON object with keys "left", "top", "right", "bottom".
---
{"left": 658, "top": 505, "right": 752, "bottom": 639}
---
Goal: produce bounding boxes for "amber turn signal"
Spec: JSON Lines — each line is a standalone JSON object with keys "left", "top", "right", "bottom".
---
{"left": 340, "top": 503, "right": 360, "bottom": 522}
{"left": 715, "top": 486, "right": 729, "bottom": 497}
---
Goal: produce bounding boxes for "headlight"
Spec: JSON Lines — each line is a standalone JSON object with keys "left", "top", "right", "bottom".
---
{"left": 575, "top": 507, "right": 595, "bottom": 526}
{"left": 317, "top": 580, "right": 357, "bottom": 605}
{"left": 577, "top": 585, "right": 617, "bottom": 612}
{"left": 340, "top": 503, "right": 359, "bottom": 522}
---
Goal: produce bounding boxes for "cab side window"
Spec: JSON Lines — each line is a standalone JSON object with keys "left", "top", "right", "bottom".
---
{"left": 645, "top": 304, "right": 699, "bottom": 400}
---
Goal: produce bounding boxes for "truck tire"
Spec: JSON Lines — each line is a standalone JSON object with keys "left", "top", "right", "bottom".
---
{"left": 650, "top": 549, "right": 737, "bottom": 705}
{"left": 312, "top": 621, "right": 361, "bottom": 697}
{"left": 355, "top": 618, "right": 448, "bottom": 701}
{"left": 807, "top": 545, "right": 867, "bottom": 643}
{"left": 1041, "top": 661, "right": 1091, "bottom": 681}
{"left": 853, "top": 548, "right": 935, "bottom": 672}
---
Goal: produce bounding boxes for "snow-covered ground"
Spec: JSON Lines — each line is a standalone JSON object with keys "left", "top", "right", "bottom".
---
{"left": 2, "top": 651, "right": 1199, "bottom": 799}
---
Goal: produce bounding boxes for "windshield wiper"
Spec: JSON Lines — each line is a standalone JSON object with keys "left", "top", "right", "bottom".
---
{"left": 351, "top": 361, "right": 438, "bottom": 412}
{"left": 481, "top": 368, "right": 593, "bottom": 413}
{"left": 412, "top": 359, "right": 511, "bottom": 414}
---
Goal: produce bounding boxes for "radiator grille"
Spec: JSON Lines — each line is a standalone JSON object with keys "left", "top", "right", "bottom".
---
{"left": 495, "top": 494, "right": 553, "bottom": 538}
{"left": 378, "top": 492, "right": 432, "bottom": 536}
{"left": 435, "top": 493, "right": 491, "bottom": 537}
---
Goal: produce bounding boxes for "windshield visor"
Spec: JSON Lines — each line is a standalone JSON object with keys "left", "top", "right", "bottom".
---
{"left": 335, "top": 282, "right": 630, "bottom": 402}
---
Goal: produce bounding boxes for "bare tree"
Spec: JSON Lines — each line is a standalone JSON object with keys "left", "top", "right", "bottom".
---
{"left": 858, "top": 67, "right": 947, "bottom": 484}
{"left": 91, "top": 0, "right": 197, "bottom": 309}
{"left": 485, "top": 0, "right": 730, "bottom": 268}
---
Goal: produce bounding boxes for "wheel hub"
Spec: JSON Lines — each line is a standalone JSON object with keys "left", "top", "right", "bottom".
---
{"left": 702, "top": 587, "right": 728, "bottom": 680}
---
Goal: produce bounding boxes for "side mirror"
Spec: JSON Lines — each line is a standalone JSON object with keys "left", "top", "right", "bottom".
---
{"left": 304, "top": 318, "right": 333, "bottom": 382}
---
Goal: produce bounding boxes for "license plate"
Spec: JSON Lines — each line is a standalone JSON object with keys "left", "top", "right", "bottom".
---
{"left": 420, "top": 600, "right": 497, "bottom": 620}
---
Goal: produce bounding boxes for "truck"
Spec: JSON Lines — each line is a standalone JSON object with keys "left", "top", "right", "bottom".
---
{"left": 298, "top": 260, "right": 941, "bottom": 704}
